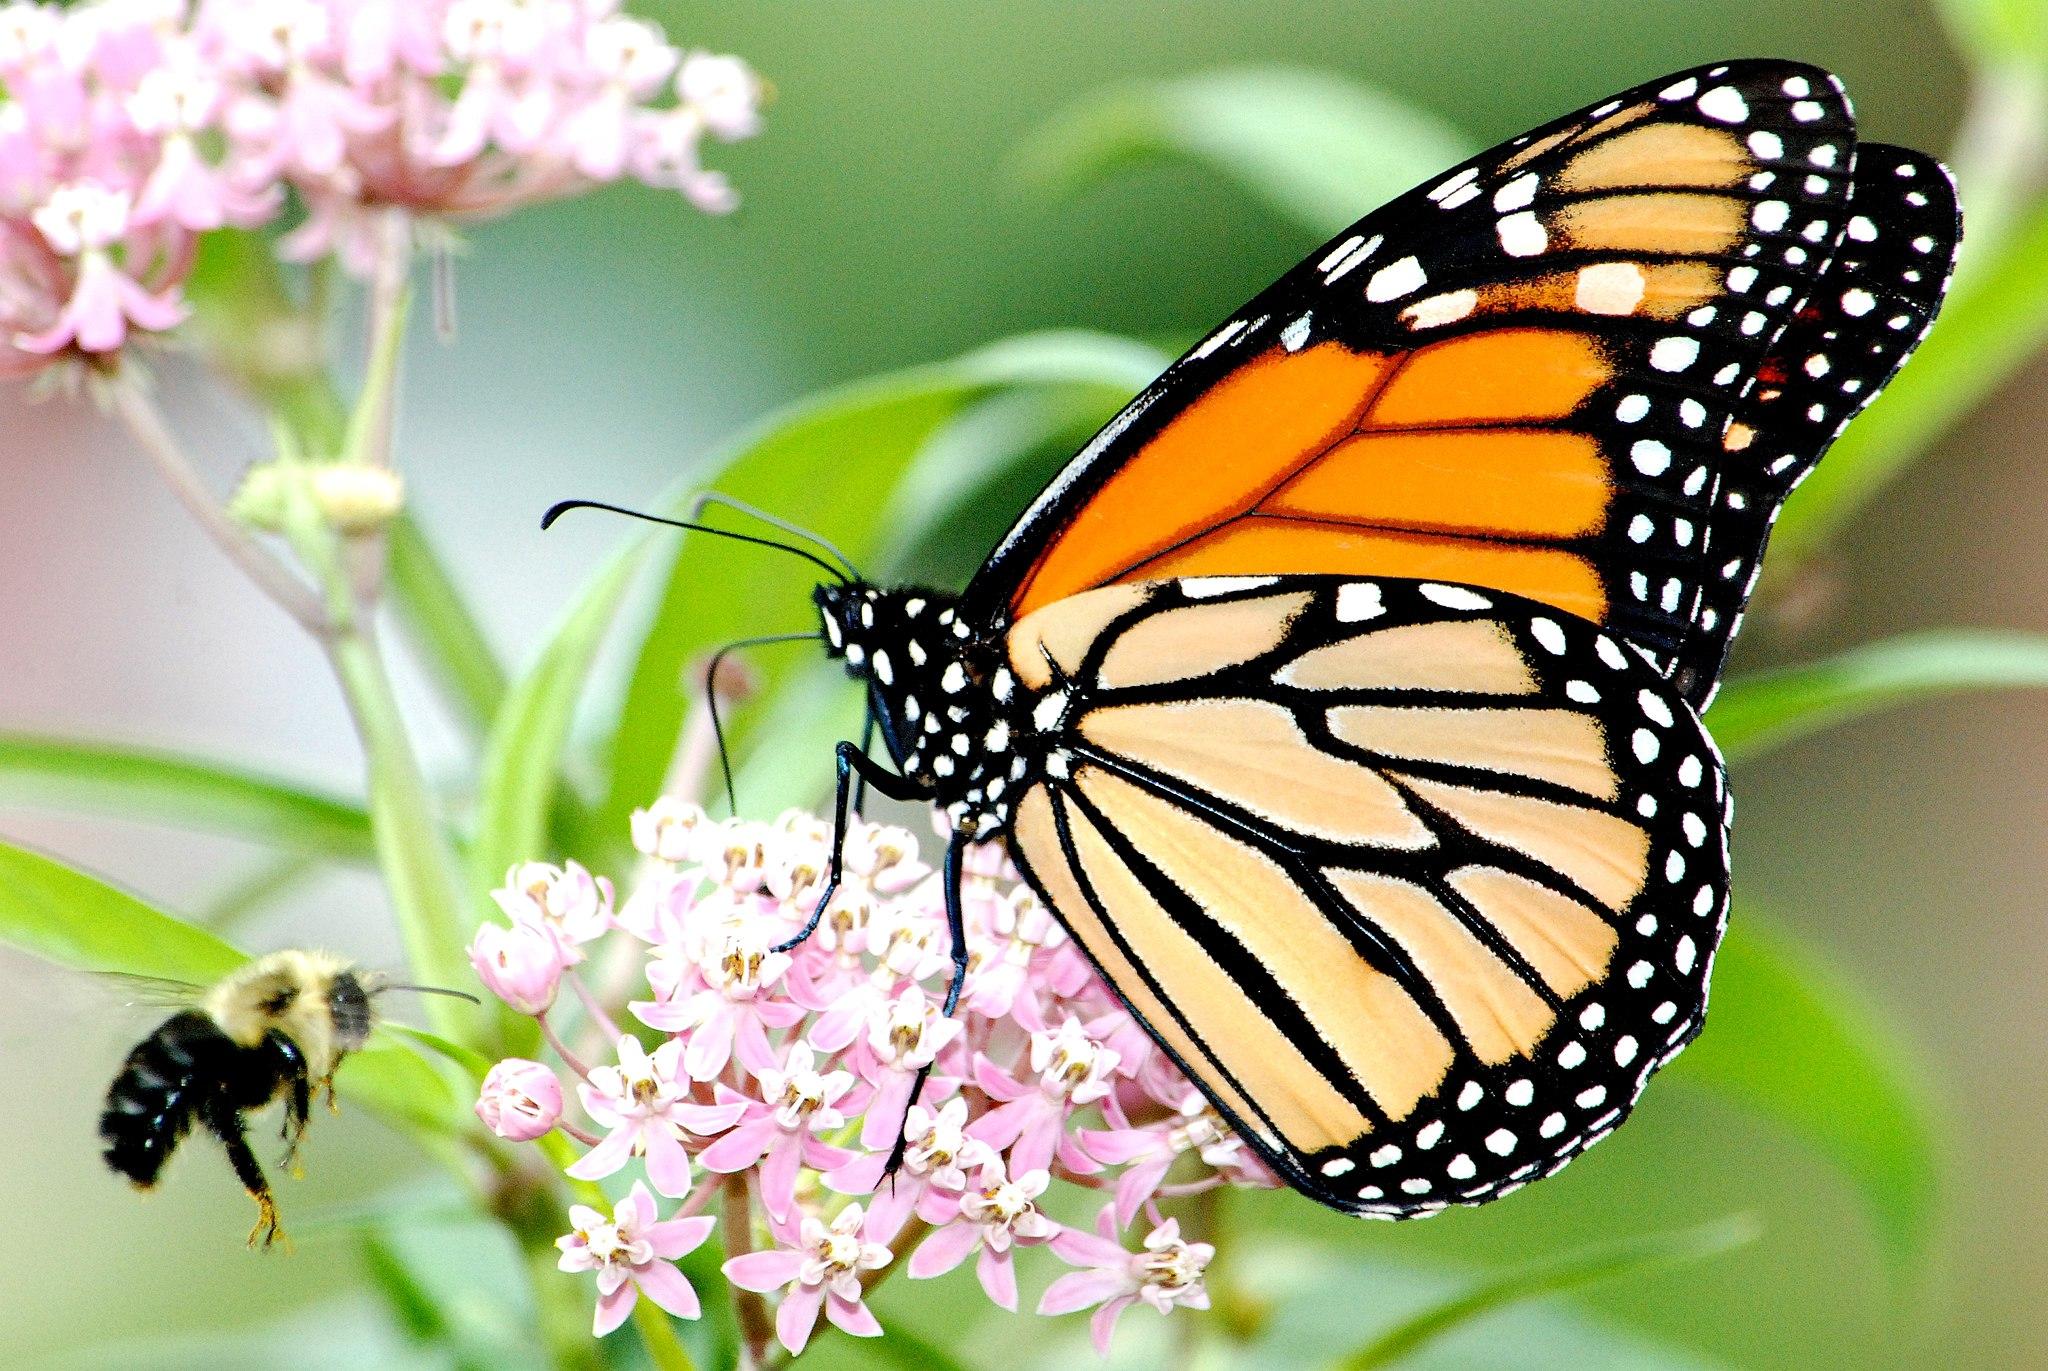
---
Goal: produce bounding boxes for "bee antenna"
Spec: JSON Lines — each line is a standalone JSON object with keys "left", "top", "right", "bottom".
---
{"left": 373, "top": 981, "right": 482, "bottom": 1005}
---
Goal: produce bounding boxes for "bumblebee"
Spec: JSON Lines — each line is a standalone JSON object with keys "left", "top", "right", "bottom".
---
{"left": 98, "top": 951, "right": 470, "bottom": 1247}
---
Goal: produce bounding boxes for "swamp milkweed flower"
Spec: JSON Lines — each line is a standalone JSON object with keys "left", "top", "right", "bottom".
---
{"left": 0, "top": 0, "right": 761, "bottom": 370}
{"left": 474, "top": 803, "right": 1271, "bottom": 1354}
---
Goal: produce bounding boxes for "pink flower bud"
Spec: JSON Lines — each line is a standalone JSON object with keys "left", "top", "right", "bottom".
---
{"left": 477, "top": 1058, "right": 563, "bottom": 1141}
{"left": 467, "top": 919, "right": 565, "bottom": 1014}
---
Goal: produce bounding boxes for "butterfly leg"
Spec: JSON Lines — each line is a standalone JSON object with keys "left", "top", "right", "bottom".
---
{"left": 884, "top": 828, "right": 971, "bottom": 1177}
{"left": 773, "top": 739, "right": 925, "bottom": 955}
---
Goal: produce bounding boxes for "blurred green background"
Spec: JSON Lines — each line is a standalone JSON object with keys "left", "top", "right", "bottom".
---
{"left": 3, "top": 1, "right": 2043, "bottom": 1367}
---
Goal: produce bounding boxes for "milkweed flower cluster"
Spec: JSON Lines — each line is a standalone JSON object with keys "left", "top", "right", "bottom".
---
{"left": 0, "top": 0, "right": 760, "bottom": 371}
{"left": 469, "top": 800, "right": 1275, "bottom": 1356}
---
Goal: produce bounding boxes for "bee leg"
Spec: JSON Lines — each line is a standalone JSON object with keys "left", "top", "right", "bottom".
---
{"left": 198, "top": 1091, "right": 285, "bottom": 1250}
{"left": 269, "top": 1031, "right": 312, "bottom": 1178}
{"left": 885, "top": 828, "right": 971, "bottom": 1181}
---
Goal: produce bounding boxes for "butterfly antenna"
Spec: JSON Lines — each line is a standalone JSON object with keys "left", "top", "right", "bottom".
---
{"left": 703, "top": 632, "right": 822, "bottom": 813}
{"left": 689, "top": 492, "right": 862, "bottom": 582}
{"left": 541, "top": 499, "right": 852, "bottom": 584}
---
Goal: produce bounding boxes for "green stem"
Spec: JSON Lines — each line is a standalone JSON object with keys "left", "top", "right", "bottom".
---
{"left": 388, "top": 511, "right": 509, "bottom": 733}
{"left": 631, "top": 1298, "right": 698, "bottom": 1371}
{"left": 323, "top": 625, "right": 476, "bottom": 1033}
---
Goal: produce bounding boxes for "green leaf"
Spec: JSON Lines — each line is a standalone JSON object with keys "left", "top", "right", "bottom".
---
{"left": 388, "top": 512, "right": 509, "bottom": 736}
{"left": 334, "top": 1045, "right": 462, "bottom": 1139}
{"left": 1014, "top": 67, "right": 1475, "bottom": 236}
{"left": 0, "top": 839, "right": 243, "bottom": 983}
{"left": 1933, "top": 0, "right": 2048, "bottom": 67}
{"left": 1333, "top": 1216, "right": 1760, "bottom": 1371}
{"left": 382, "top": 1022, "right": 496, "bottom": 1084}
{"left": 855, "top": 1319, "right": 978, "bottom": 1371}
{"left": 1767, "top": 192, "right": 2048, "bottom": 569}
{"left": 1668, "top": 915, "right": 1939, "bottom": 1276}
{"left": 360, "top": 1228, "right": 457, "bottom": 1348}
{"left": 471, "top": 541, "right": 645, "bottom": 890}
{"left": 1707, "top": 630, "right": 2048, "bottom": 763}
{"left": 0, "top": 733, "right": 375, "bottom": 861}
{"left": 588, "top": 330, "right": 1159, "bottom": 845}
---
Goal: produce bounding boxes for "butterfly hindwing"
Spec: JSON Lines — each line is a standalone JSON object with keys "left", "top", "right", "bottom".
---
{"left": 966, "top": 59, "right": 1876, "bottom": 706}
{"left": 999, "top": 575, "right": 1729, "bottom": 1215}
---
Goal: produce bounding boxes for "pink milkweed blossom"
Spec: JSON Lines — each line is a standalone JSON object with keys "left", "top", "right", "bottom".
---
{"left": 476, "top": 1057, "right": 563, "bottom": 1142}
{"left": 479, "top": 807, "right": 1269, "bottom": 1357}
{"left": 494, "top": 860, "right": 614, "bottom": 956}
{"left": 1039, "top": 1211, "right": 1215, "bottom": 1355}
{"left": 467, "top": 917, "right": 568, "bottom": 1015}
{"left": 556, "top": 1180, "right": 717, "bottom": 1337}
{"left": 0, "top": 0, "right": 762, "bottom": 372}
{"left": 567, "top": 1034, "right": 746, "bottom": 1197}
{"left": 909, "top": 1159, "right": 1059, "bottom": 1311}
{"left": 723, "top": 1202, "right": 893, "bottom": 1356}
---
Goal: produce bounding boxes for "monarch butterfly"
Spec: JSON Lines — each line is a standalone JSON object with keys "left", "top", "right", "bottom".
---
{"left": 556, "top": 59, "right": 1959, "bottom": 1218}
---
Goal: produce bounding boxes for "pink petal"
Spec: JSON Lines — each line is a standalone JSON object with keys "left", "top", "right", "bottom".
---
{"left": 859, "top": 1072, "right": 915, "bottom": 1151}
{"left": 907, "top": 1219, "right": 979, "bottom": 1279}
{"left": 1050, "top": 1226, "right": 1131, "bottom": 1268}
{"left": 633, "top": 1260, "right": 702, "bottom": 1321}
{"left": 593, "top": 1281, "right": 638, "bottom": 1337}
{"left": 676, "top": 1098, "right": 749, "bottom": 1134}
{"left": 1091, "top": 1296, "right": 1135, "bottom": 1356}
{"left": 565, "top": 1125, "right": 636, "bottom": 1181}
{"left": 776, "top": 1281, "right": 825, "bottom": 1355}
{"left": 644, "top": 1129, "right": 694, "bottom": 1197}
{"left": 1115, "top": 1156, "right": 1173, "bottom": 1228}
{"left": 734, "top": 1012, "right": 781, "bottom": 1076}
{"left": 723, "top": 1249, "right": 807, "bottom": 1293}
{"left": 974, "top": 1054, "right": 1026, "bottom": 1101}
{"left": 646, "top": 1214, "right": 717, "bottom": 1261}
{"left": 823, "top": 1149, "right": 887, "bottom": 1197}
{"left": 826, "top": 1291, "right": 883, "bottom": 1339}
{"left": 683, "top": 1006, "right": 736, "bottom": 1080}
{"left": 699, "top": 1117, "right": 775, "bottom": 1174}
{"left": 863, "top": 1180, "right": 917, "bottom": 1244}
{"left": 967, "top": 1097, "right": 1028, "bottom": 1153}
{"left": 619, "top": 1181, "right": 657, "bottom": 1229}
{"left": 1012, "top": 1116, "right": 1060, "bottom": 1179}
{"left": 759, "top": 1135, "right": 803, "bottom": 1222}
{"left": 808, "top": 1005, "right": 860, "bottom": 1054}
{"left": 977, "top": 1244, "right": 1019, "bottom": 1311}
{"left": 800, "top": 1138, "right": 857, "bottom": 1172}
{"left": 1038, "top": 1269, "right": 1126, "bottom": 1317}
{"left": 1079, "top": 1128, "right": 1161, "bottom": 1166}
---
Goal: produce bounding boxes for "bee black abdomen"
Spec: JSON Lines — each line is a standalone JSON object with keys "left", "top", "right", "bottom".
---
{"left": 100, "top": 1011, "right": 238, "bottom": 1187}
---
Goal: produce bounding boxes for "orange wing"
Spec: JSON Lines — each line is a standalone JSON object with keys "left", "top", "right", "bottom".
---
{"left": 963, "top": 61, "right": 1865, "bottom": 696}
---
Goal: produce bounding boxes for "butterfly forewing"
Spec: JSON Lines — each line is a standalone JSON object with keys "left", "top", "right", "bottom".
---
{"left": 966, "top": 59, "right": 1874, "bottom": 706}
{"left": 1672, "top": 144, "right": 1962, "bottom": 703}
{"left": 1001, "top": 576, "right": 1729, "bottom": 1215}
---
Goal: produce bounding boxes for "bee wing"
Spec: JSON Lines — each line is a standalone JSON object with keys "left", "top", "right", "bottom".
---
{"left": 97, "top": 971, "right": 209, "bottom": 1008}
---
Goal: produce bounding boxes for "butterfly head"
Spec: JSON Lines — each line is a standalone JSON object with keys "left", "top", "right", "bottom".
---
{"left": 814, "top": 581, "right": 1018, "bottom": 832}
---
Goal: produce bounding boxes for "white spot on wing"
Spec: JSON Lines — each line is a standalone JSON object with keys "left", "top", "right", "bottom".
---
{"left": 1365, "top": 254, "right": 1427, "bottom": 302}
{"left": 1574, "top": 261, "right": 1645, "bottom": 315}
{"left": 1334, "top": 583, "right": 1384, "bottom": 622}
{"left": 1496, "top": 210, "right": 1547, "bottom": 256}
{"left": 1401, "top": 289, "right": 1478, "bottom": 329}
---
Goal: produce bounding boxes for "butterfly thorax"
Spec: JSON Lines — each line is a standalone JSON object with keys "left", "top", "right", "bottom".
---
{"left": 814, "top": 582, "right": 1034, "bottom": 839}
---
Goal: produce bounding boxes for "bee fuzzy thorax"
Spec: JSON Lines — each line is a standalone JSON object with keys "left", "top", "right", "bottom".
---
{"left": 202, "top": 949, "right": 371, "bottom": 1081}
